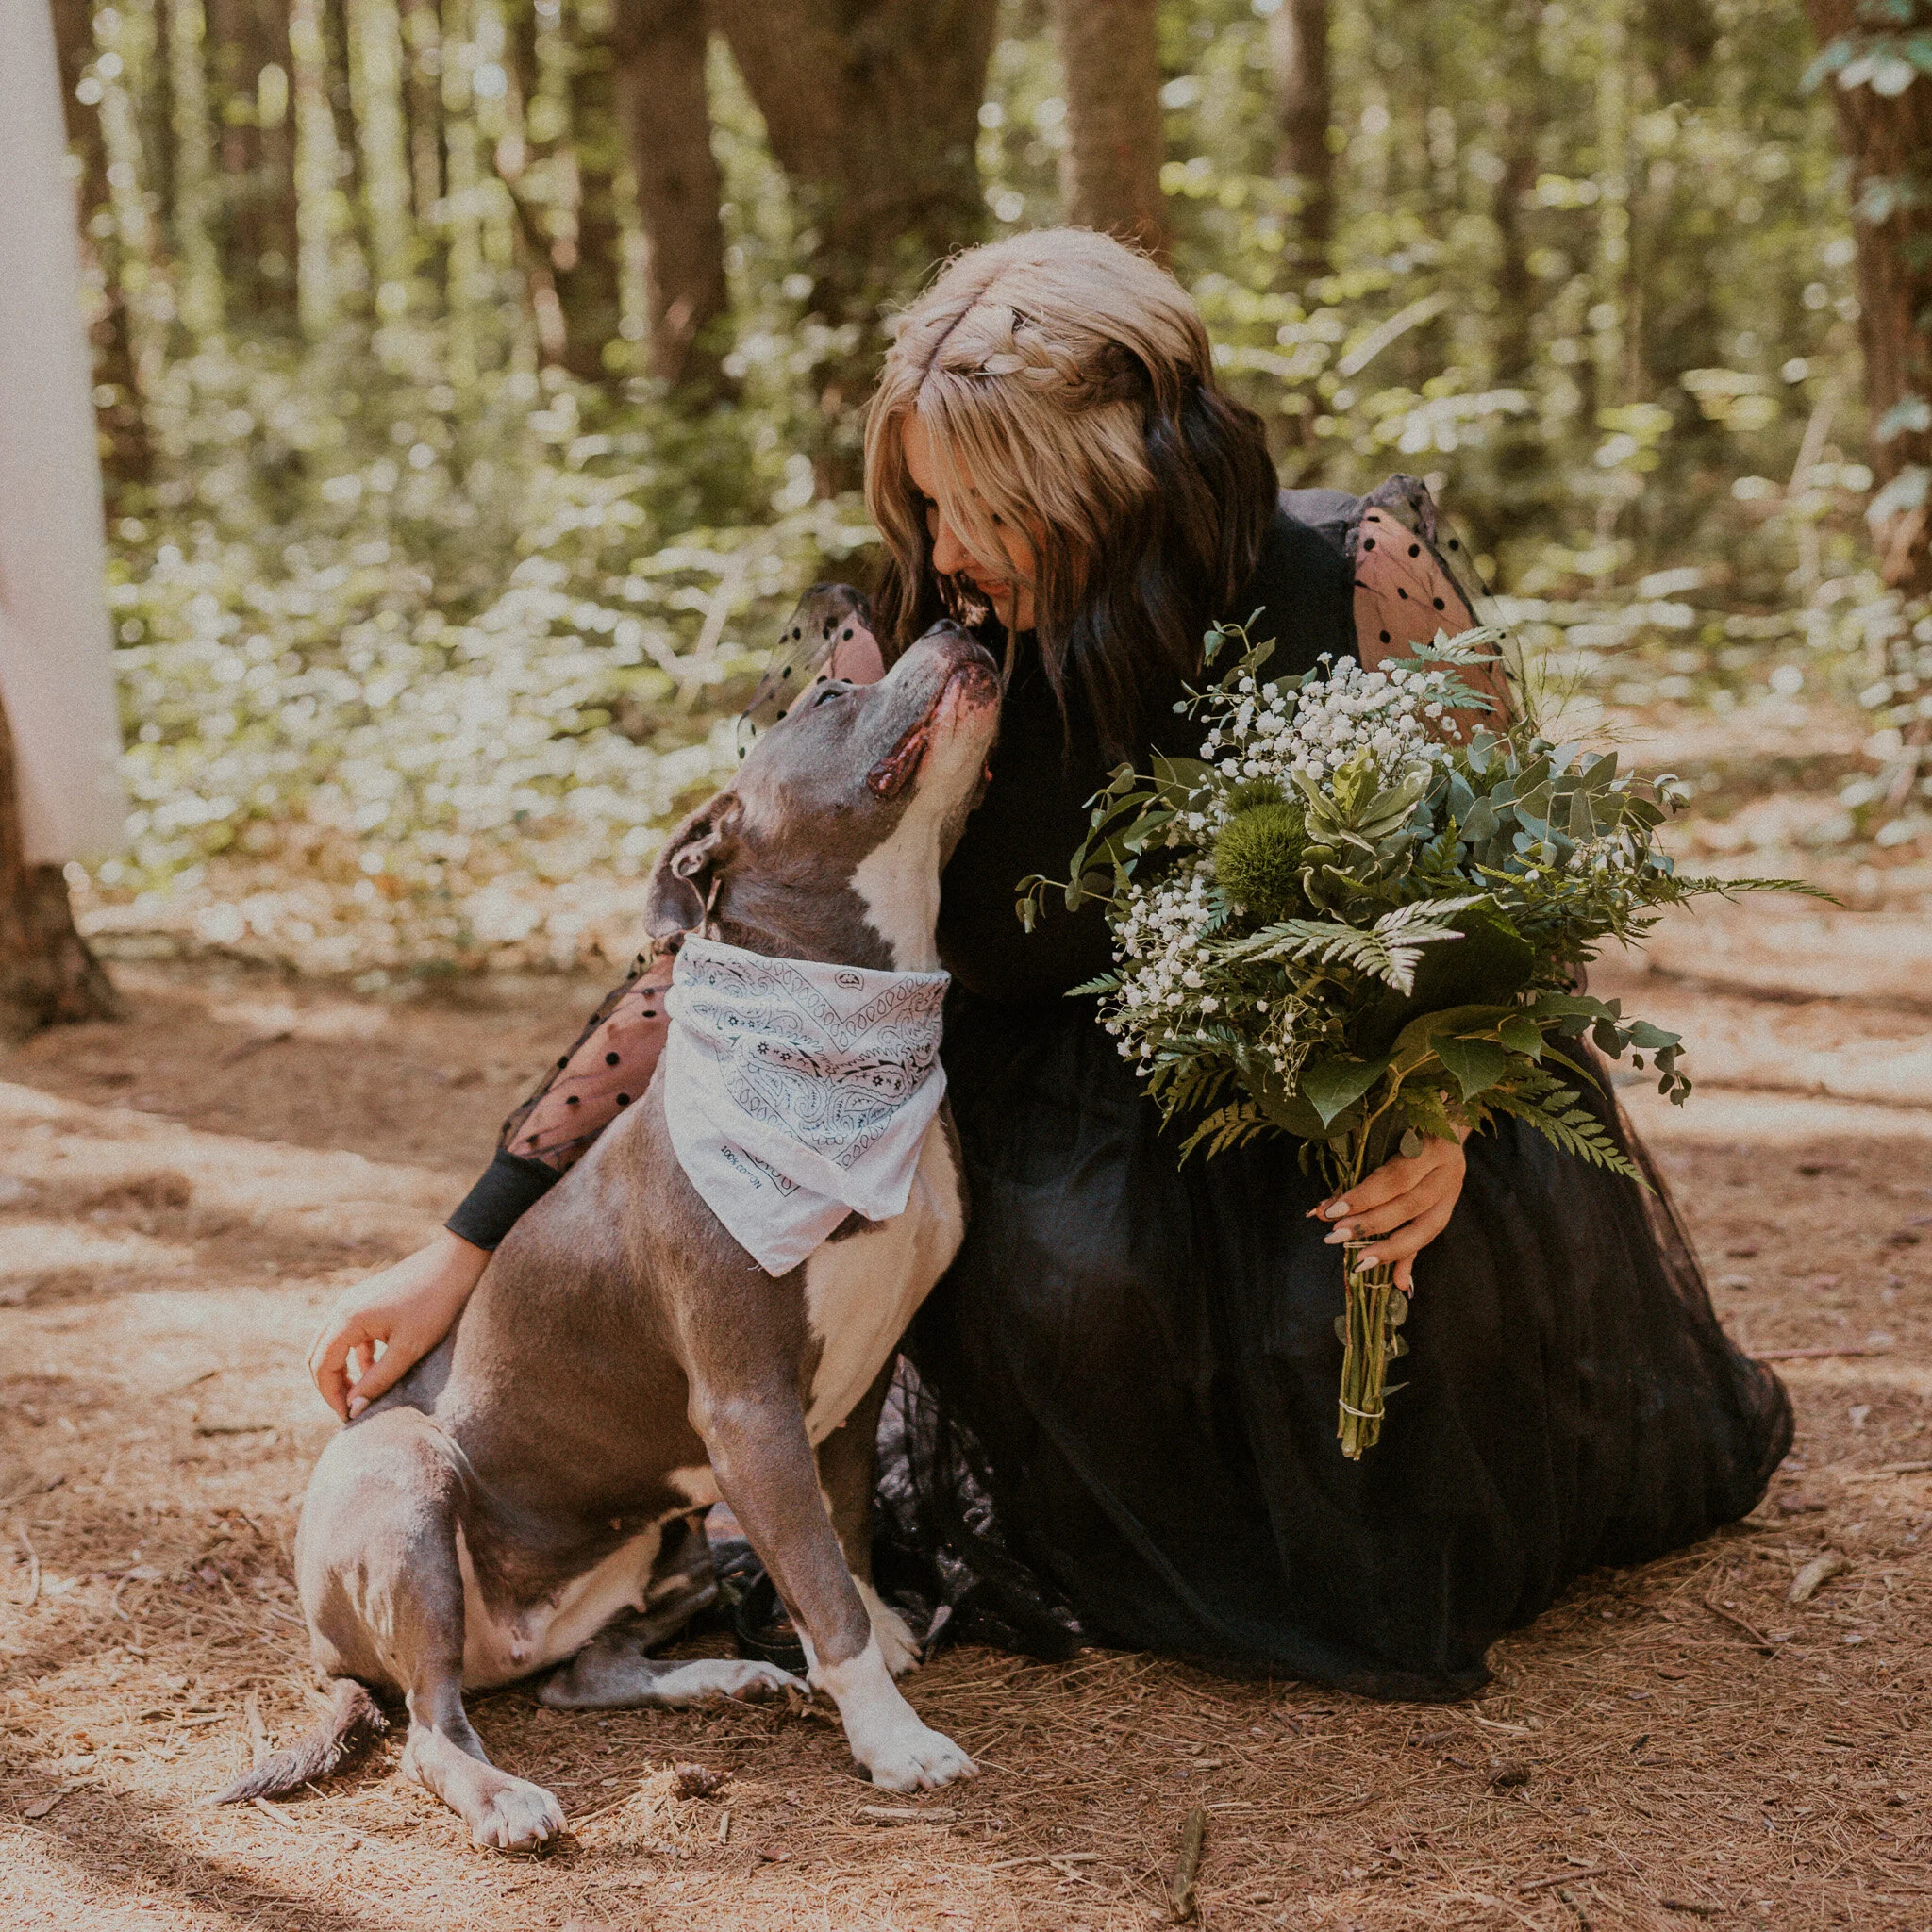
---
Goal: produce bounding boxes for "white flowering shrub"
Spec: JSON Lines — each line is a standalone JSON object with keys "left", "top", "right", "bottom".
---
{"left": 84, "top": 328, "right": 877, "bottom": 975}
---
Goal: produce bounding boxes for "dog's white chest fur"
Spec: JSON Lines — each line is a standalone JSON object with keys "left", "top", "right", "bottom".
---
{"left": 801, "top": 1115, "right": 963, "bottom": 1441}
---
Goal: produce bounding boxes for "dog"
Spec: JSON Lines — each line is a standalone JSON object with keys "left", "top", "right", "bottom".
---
{"left": 215, "top": 622, "right": 1001, "bottom": 1850}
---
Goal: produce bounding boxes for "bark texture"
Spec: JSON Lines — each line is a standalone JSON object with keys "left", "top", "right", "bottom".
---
{"left": 1806, "top": 0, "right": 1932, "bottom": 593}
{"left": 0, "top": 694, "right": 120, "bottom": 1042}
{"left": 1052, "top": 0, "right": 1169, "bottom": 260}
{"left": 712, "top": 0, "right": 998, "bottom": 484}
{"left": 1270, "top": 0, "right": 1333, "bottom": 275}
{"left": 556, "top": 25, "right": 625, "bottom": 387}
{"left": 612, "top": 0, "right": 730, "bottom": 389}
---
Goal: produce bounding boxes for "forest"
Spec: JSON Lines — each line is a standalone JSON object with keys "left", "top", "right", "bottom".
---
{"left": 24, "top": 0, "right": 1932, "bottom": 983}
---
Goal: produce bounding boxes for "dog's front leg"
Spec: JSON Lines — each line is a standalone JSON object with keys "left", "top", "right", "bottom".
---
{"left": 691, "top": 1377, "right": 974, "bottom": 1792}
{"left": 816, "top": 1359, "right": 922, "bottom": 1678}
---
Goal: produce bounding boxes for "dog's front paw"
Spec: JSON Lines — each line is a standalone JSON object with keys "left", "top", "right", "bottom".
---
{"left": 857, "top": 1713, "right": 976, "bottom": 1794}
{"left": 858, "top": 1581, "right": 923, "bottom": 1678}
{"left": 470, "top": 1776, "right": 566, "bottom": 1854}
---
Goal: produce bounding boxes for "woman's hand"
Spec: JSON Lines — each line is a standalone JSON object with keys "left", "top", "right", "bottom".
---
{"left": 1309, "top": 1126, "right": 1471, "bottom": 1292}
{"left": 307, "top": 1228, "right": 491, "bottom": 1422}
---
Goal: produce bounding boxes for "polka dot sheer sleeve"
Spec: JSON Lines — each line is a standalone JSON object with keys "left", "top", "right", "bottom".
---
{"left": 444, "top": 947, "right": 675, "bottom": 1249}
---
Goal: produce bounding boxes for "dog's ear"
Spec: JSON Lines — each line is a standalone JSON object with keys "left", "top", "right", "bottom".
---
{"left": 645, "top": 792, "right": 742, "bottom": 938}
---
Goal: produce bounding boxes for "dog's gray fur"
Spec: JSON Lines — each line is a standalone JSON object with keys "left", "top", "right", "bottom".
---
{"left": 217, "top": 626, "right": 1000, "bottom": 1849}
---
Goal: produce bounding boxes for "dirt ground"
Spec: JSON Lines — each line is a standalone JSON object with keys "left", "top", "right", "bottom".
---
{"left": 3, "top": 895, "right": 1930, "bottom": 1931}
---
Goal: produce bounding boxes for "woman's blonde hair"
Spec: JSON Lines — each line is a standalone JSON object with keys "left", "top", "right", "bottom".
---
{"left": 864, "top": 227, "right": 1275, "bottom": 756}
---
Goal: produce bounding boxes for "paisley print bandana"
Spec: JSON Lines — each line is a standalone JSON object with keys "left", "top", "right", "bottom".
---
{"left": 662, "top": 937, "right": 950, "bottom": 1276}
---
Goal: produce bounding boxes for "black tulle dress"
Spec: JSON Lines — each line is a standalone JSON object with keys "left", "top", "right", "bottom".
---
{"left": 874, "top": 505, "right": 1792, "bottom": 1700}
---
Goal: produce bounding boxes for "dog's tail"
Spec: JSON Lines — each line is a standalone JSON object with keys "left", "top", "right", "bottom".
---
{"left": 207, "top": 1678, "right": 387, "bottom": 1806}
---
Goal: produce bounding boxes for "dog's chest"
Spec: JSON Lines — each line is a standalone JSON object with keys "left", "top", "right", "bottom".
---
{"left": 799, "top": 1115, "right": 964, "bottom": 1441}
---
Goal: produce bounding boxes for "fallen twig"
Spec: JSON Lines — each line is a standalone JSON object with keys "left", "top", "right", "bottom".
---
{"left": 1843, "top": 1460, "right": 1932, "bottom": 1482}
{"left": 856, "top": 1804, "right": 958, "bottom": 1824}
{"left": 1757, "top": 1346, "right": 1890, "bottom": 1361}
{"left": 251, "top": 1797, "right": 299, "bottom": 1830}
{"left": 1521, "top": 1866, "right": 1607, "bottom": 1892}
{"left": 1701, "top": 1594, "right": 1778, "bottom": 1656}
{"left": 1169, "top": 1806, "right": 1207, "bottom": 1923}
{"left": 986, "top": 1850, "right": 1100, "bottom": 1871}
{"left": 246, "top": 1690, "right": 270, "bottom": 1768}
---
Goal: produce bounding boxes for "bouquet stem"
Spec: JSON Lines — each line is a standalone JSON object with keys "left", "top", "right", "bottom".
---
{"left": 1337, "top": 1242, "right": 1407, "bottom": 1459}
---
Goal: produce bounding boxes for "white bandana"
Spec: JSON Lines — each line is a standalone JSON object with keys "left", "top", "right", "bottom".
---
{"left": 661, "top": 938, "right": 951, "bottom": 1276}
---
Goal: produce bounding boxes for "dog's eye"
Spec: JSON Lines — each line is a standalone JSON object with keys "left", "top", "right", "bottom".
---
{"left": 813, "top": 683, "right": 847, "bottom": 708}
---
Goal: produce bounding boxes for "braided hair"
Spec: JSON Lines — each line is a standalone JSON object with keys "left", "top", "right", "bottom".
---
{"left": 863, "top": 228, "right": 1277, "bottom": 760}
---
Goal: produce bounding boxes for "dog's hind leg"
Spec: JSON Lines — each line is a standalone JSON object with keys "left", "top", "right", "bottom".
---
{"left": 300, "top": 1415, "right": 566, "bottom": 1853}
{"left": 817, "top": 1360, "right": 922, "bottom": 1678}
{"left": 692, "top": 1375, "right": 974, "bottom": 1793}
{"left": 540, "top": 1518, "right": 800, "bottom": 1708}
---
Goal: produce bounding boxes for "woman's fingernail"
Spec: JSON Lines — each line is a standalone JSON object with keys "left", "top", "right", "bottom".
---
{"left": 1324, "top": 1224, "right": 1354, "bottom": 1243}
{"left": 1324, "top": 1200, "right": 1350, "bottom": 1218}
{"left": 347, "top": 1398, "right": 367, "bottom": 1420}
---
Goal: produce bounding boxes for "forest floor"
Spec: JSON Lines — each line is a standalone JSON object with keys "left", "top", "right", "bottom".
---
{"left": 5, "top": 691, "right": 1932, "bottom": 1929}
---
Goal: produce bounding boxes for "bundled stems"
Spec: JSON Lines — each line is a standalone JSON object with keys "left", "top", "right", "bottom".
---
{"left": 1337, "top": 1241, "right": 1407, "bottom": 1458}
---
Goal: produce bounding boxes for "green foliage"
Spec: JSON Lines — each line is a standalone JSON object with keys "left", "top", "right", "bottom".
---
{"left": 58, "top": 0, "right": 1927, "bottom": 966}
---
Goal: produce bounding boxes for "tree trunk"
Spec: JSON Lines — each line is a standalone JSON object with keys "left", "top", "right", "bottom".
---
{"left": 555, "top": 13, "right": 624, "bottom": 388}
{"left": 1805, "top": 0, "right": 1932, "bottom": 593}
{"left": 712, "top": 0, "right": 998, "bottom": 488}
{"left": 1270, "top": 0, "right": 1333, "bottom": 275}
{"left": 1052, "top": 0, "right": 1169, "bottom": 259}
{"left": 611, "top": 0, "right": 730, "bottom": 391}
{"left": 0, "top": 693, "right": 120, "bottom": 1042}
{"left": 50, "top": 0, "right": 156, "bottom": 487}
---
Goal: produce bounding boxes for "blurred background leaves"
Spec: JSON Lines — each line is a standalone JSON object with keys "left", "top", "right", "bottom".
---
{"left": 40, "top": 0, "right": 1932, "bottom": 975}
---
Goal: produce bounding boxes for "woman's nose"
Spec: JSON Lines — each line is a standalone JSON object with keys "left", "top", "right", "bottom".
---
{"left": 928, "top": 510, "right": 971, "bottom": 578}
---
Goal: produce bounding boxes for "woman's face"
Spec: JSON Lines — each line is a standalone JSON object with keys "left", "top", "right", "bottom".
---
{"left": 901, "top": 413, "right": 1039, "bottom": 634}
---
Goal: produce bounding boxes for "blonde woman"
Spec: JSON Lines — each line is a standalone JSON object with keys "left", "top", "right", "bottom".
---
{"left": 311, "top": 230, "right": 1789, "bottom": 1696}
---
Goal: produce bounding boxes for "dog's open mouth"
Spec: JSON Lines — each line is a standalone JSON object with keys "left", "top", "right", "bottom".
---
{"left": 866, "top": 660, "right": 999, "bottom": 799}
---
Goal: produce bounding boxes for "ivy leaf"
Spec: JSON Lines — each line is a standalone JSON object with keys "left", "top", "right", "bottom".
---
{"left": 1434, "top": 1033, "right": 1513, "bottom": 1101}
{"left": 1499, "top": 1014, "right": 1544, "bottom": 1057}
{"left": 1296, "top": 1056, "right": 1392, "bottom": 1127}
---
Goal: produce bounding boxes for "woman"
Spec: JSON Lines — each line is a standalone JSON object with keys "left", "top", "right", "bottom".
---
{"left": 311, "top": 229, "right": 1790, "bottom": 1700}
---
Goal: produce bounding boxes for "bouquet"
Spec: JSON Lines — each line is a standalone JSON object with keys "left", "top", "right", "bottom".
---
{"left": 1020, "top": 624, "right": 1807, "bottom": 1458}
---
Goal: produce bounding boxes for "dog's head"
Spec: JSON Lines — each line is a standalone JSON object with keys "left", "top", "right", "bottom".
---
{"left": 646, "top": 620, "right": 1001, "bottom": 970}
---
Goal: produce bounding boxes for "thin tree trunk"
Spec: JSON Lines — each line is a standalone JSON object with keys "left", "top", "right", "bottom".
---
{"left": 51, "top": 0, "right": 155, "bottom": 484}
{"left": 611, "top": 0, "right": 730, "bottom": 390}
{"left": 1270, "top": 0, "right": 1332, "bottom": 275}
{"left": 712, "top": 0, "right": 998, "bottom": 489}
{"left": 1805, "top": 0, "right": 1932, "bottom": 593}
{"left": 1052, "top": 0, "right": 1169, "bottom": 259}
{"left": 555, "top": 5, "right": 624, "bottom": 388}
{"left": 0, "top": 694, "right": 120, "bottom": 1041}
{"left": 1489, "top": 0, "right": 1541, "bottom": 388}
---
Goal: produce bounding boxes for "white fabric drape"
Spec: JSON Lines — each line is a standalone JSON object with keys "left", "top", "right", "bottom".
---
{"left": 0, "top": 0, "right": 125, "bottom": 861}
{"left": 662, "top": 938, "right": 950, "bottom": 1277}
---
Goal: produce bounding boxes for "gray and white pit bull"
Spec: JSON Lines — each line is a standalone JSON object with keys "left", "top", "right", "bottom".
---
{"left": 215, "top": 623, "right": 1000, "bottom": 1850}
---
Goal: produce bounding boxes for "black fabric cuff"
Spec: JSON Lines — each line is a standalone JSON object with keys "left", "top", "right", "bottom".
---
{"left": 445, "top": 1151, "right": 561, "bottom": 1252}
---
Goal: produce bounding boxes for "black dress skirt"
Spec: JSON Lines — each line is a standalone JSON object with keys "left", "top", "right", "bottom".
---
{"left": 879, "top": 503, "right": 1792, "bottom": 1701}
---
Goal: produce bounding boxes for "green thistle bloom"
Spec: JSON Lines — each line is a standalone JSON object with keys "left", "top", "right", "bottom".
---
{"left": 1213, "top": 800, "right": 1308, "bottom": 919}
